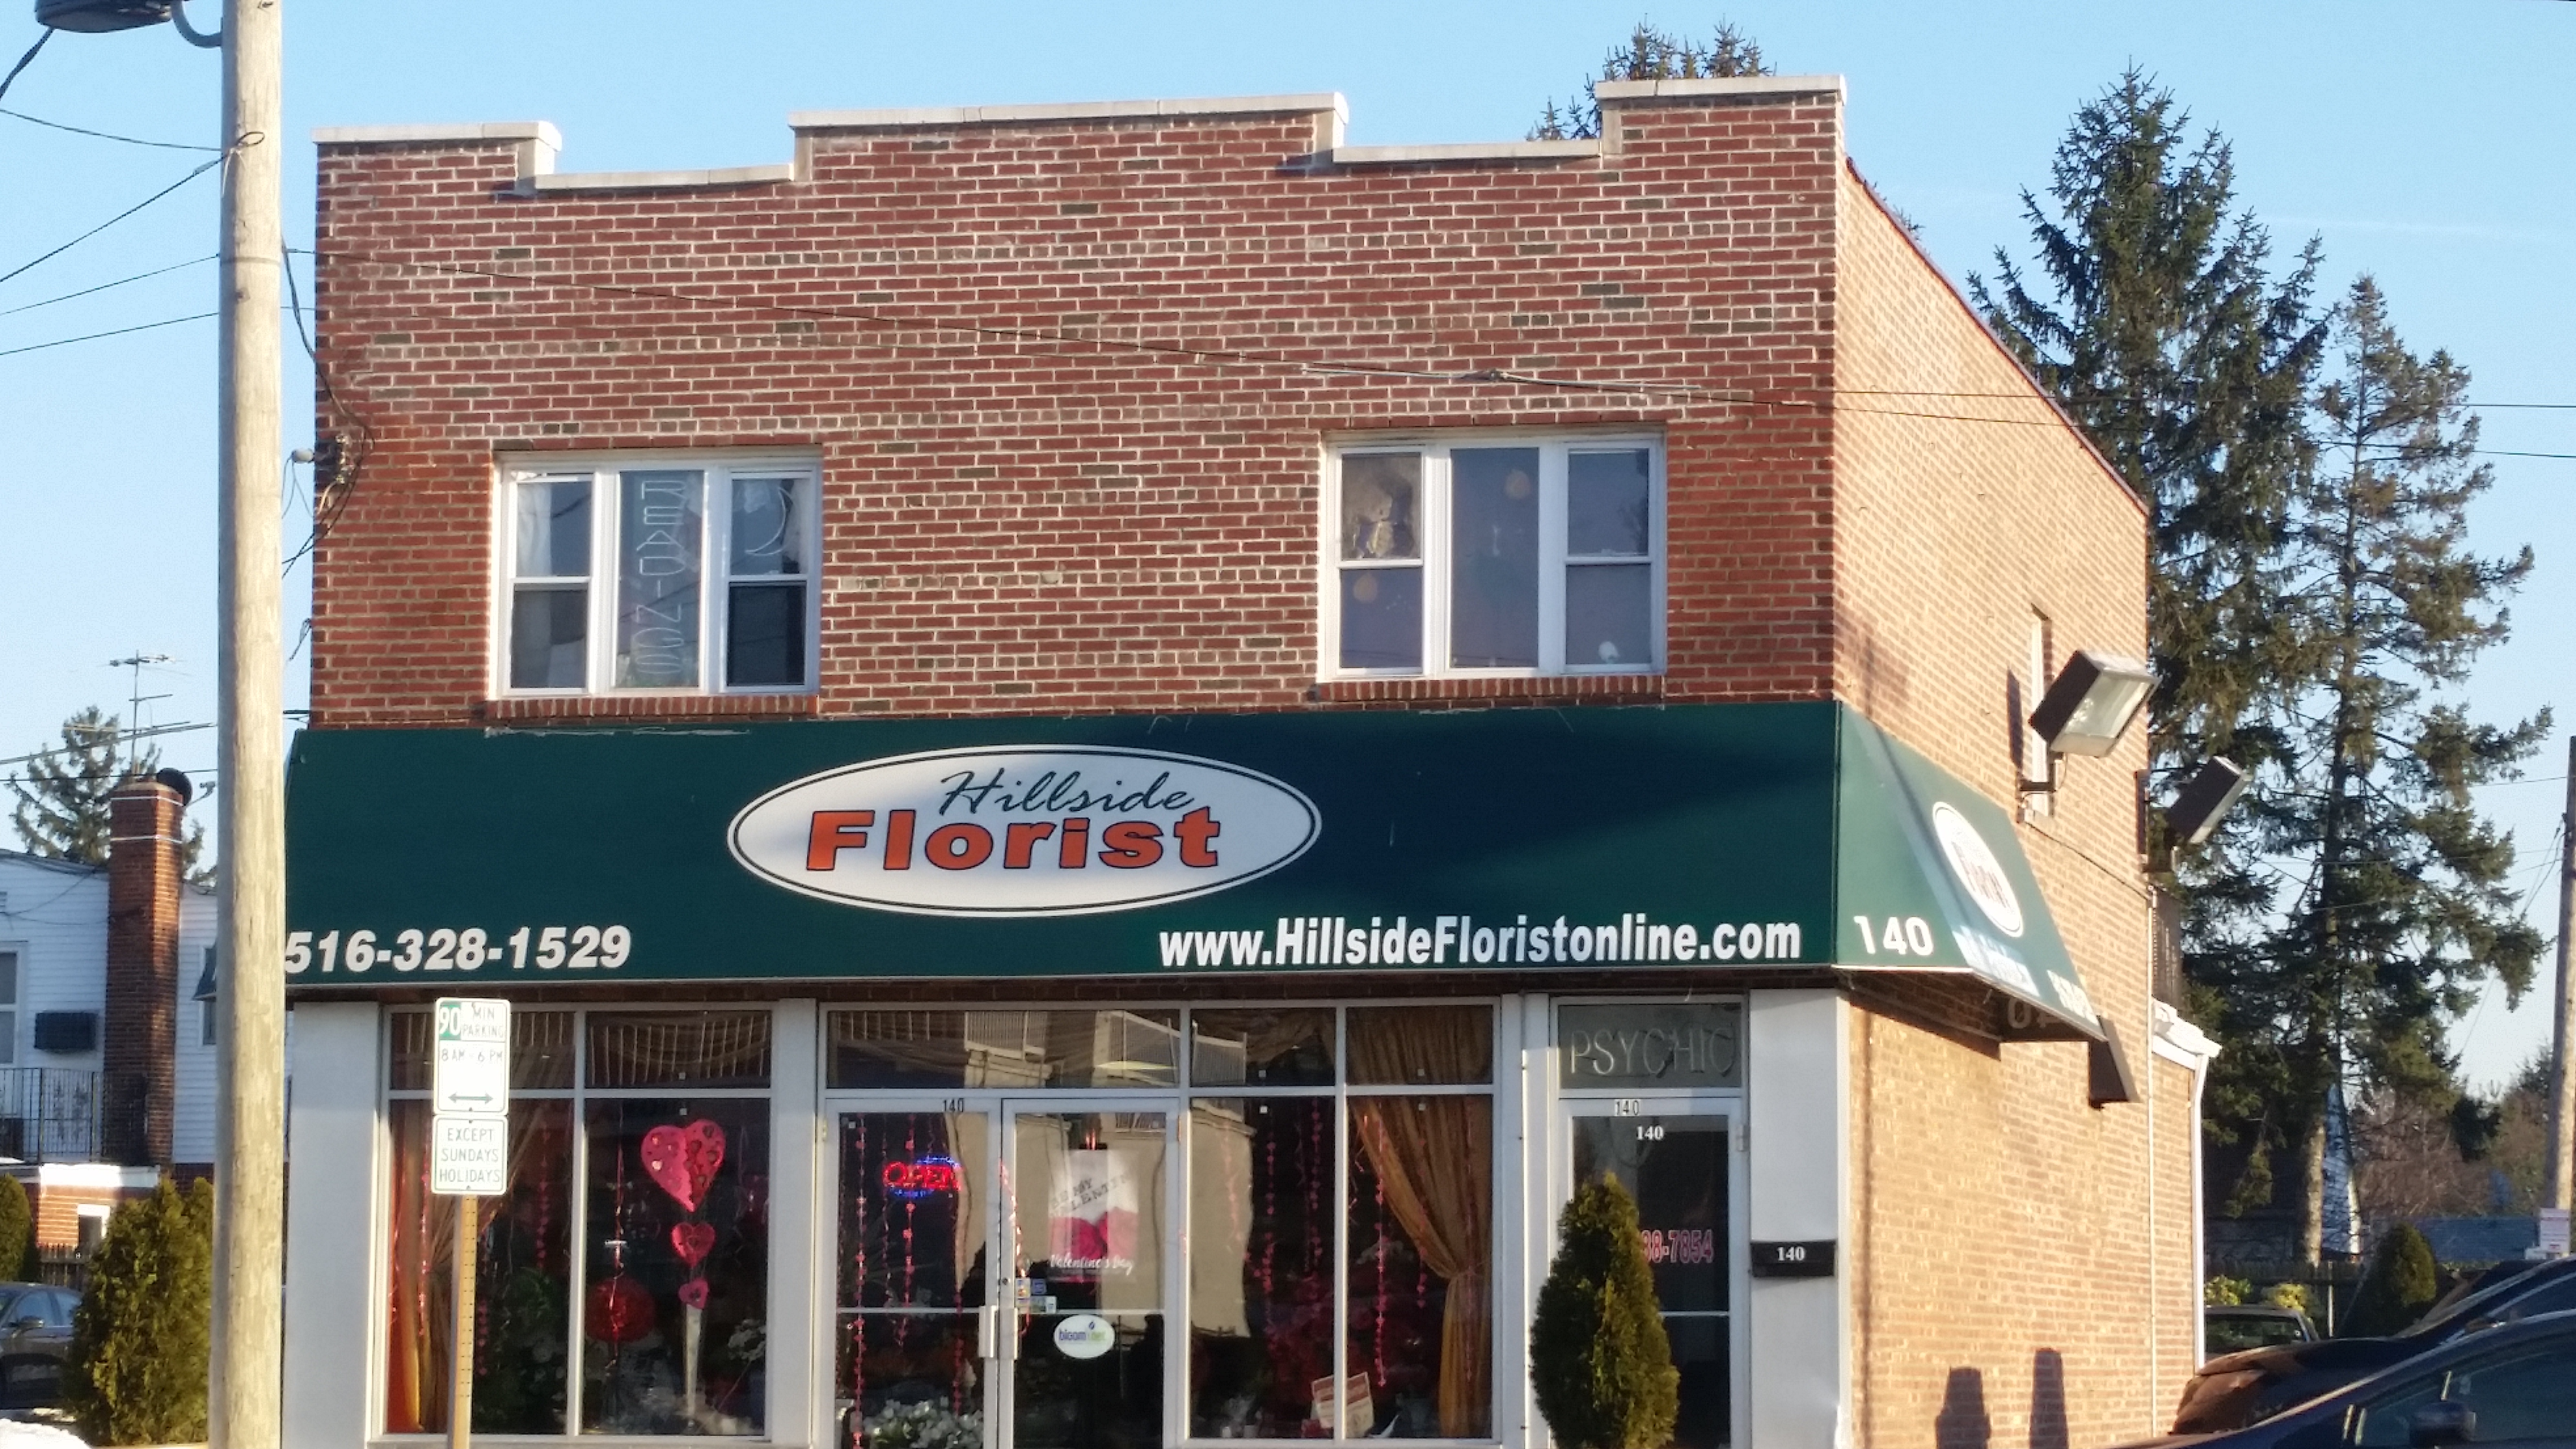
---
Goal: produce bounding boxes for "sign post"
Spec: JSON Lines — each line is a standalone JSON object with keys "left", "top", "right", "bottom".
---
{"left": 431, "top": 998, "right": 510, "bottom": 1449}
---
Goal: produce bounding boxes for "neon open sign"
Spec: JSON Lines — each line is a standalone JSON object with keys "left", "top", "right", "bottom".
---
{"left": 883, "top": 1156, "right": 961, "bottom": 1199}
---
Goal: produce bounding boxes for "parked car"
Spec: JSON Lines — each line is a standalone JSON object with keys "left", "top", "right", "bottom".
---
{"left": 2206, "top": 1304, "right": 2318, "bottom": 1354}
{"left": 2172, "top": 1256, "right": 2576, "bottom": 1433}
{"left": 2109, "top": 1309, "right": 2576, "bottom": 1447}
{"left": 0, "top": 1282, "right": 78, "bottom": 1410}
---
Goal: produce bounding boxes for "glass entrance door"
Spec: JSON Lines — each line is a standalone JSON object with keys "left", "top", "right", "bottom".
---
{"left": 1000, "top": 1107, "right": 1170, "bottom": 1449}
{"left": 1563, "top": 1106, "right": 1736, "bottom": 1449}
{"left": 837, "top": 1107, "right": 996, "bottom": 1449}
{"left": 835, "top": 1104, "right": 1173, "bottom": 1449}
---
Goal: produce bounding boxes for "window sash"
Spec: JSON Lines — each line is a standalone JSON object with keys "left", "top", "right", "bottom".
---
{"left": 1325, "top": 439, "right": 1662, "bottom": 679}
{"left": 497, "top": 462, "right": 817, "bottom": 696}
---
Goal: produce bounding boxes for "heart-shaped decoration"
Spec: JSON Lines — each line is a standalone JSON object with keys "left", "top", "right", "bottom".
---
{"left": 671, "top": 1221, "right": 716, "bottom": 1269}
{"left": 678, "top": 1277, "right": 709, "bottom": 1311}
{"left": 640, "top": 1119, "right": 727, "bottom": 1212}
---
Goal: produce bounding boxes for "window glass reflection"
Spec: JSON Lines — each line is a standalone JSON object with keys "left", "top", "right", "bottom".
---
{"left": 1190, "top": 1010, "right": 1335, "bottom": 1087}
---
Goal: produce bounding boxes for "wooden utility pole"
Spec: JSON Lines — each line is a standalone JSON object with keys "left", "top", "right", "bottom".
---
{"left": 2547, "top": 737, "right": 2576, "bottom": 1214}
{"left": 451, "top": 1199, "right": 477, "bottom": 1449}
{"left": 210, "top": 0, "right": 288, "bottom": 1445}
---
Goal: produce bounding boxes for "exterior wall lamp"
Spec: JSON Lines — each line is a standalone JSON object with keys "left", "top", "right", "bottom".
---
{"left": 2018, "top": 649, "right": 2155, "bottom": 801}
{"left": 2163, "top": 757, "right": 2251, "bottom": 849}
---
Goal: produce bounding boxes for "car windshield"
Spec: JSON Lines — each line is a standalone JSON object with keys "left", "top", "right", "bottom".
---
{"left": 2207, "top": 1311, "right": 2307, "bottom": 1353}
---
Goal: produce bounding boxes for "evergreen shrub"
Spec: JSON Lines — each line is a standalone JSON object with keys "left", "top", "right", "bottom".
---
{"left": 65, "top": 1179, "right": 212, "bottom": 1446}
{"left": 2340, "top": 1222, "right": 2439, "bottom": 1337}
{"left": 1530, "top": 1177, "right": 1676, "bottom": 1449}
{"left": 0, "top": 1176, "right": 32, "bottom": 1283}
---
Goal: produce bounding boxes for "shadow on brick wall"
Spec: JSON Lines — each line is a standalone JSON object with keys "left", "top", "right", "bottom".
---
{"left": 1935, "top": 1366, "right": 1990, "bottom": 1449}
{"left": 2029, "top": 1348, "right": 2069, "bottom": 1449}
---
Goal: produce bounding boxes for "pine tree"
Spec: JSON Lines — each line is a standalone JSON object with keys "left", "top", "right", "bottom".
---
{"left": 1530, "top": 19, "right": 1770, "bottom": 141}
{"left": 7, "top": 707, "right": 207, "bottom": 881}
{"left": 1530, "top": 1178, "right": 1676, "bottom": 1449}
{"left": 2199, "top": 277, "right": 2547, "bottom": 1261}
{"left": 1972, "top": 70, "right": 2327, "bottom": 790}
{"left": 2340, "top": 1221, "right": 2439, "bottom": 1337}
{"left": 1970, "top": 69, "right": 2333, "bottom": 1259}
{"left": 65, "top": 1178, "right": 214, "bottom": 1446}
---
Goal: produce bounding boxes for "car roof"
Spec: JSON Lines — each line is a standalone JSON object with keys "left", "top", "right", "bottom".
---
{"left": 2275, "top": 1309, "right": 2576, "bottom": 1420}
{"left": 2407, "top": 1256, "right": 2576, "bottom": 1338}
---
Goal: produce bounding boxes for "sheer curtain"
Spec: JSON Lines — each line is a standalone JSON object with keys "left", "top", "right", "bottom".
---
{"left": 1348, "top": 1012, "right": 1493, "bottom": 1437}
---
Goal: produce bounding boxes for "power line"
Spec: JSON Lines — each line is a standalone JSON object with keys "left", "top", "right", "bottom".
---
{"left": 0, "top": 254, "right": 214, "bottom": 316}
{"left": 0, "top": 310, "right": 215, "bottom": 359}
{"left": 0, "top": 30, "right": 48, "bottom": 108}
{"left": 0, "top": 105, "right": 220, "bottom": 151}
{"left": 0, "top": 153, "right": 224, "bottom": 291}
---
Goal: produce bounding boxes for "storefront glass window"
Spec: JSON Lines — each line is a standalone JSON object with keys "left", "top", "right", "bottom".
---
{"left": 1187, "top": 1096, "right": 1335, "bottom": 1438}
{"left": 1346, "top": 1006, "right": 1492, "bottom": 1086}
{"left": 1188, "top": 1009, "right": 1334, "bottom": 1087}
{"left": 582, "top": 1097, "right": 771, "bottom": 1435}
{"left": 827, "top": 1010, "right": 1180, "bottom": 1089}
{"left": 383, "top": 1008, "right": 771, "bottom": 1440}
{"left": 385, "top": 1097, "right": 576, "bottom": 1434}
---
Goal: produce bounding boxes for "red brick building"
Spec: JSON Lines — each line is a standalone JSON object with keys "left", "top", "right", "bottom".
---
{"left": 279, "top": 76, "right": 2215, "bottom": 1449}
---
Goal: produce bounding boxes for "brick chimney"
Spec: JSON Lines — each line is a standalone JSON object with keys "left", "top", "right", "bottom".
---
{"left": 104, "top": 773, "right": 186, "bottom": 1166}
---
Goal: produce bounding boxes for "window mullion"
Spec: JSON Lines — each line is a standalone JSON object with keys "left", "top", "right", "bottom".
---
{"left": 590, "top": 468, "right": 616, "bottom": 692}
{"left": 1539, "top": 447, "right": 1568, "bottom": 674}
{"left": 708, "top": 469, "right": 731, "bottom": 693}
{"left": 1424, "top": 451, "right": 1451, "bottom": 677}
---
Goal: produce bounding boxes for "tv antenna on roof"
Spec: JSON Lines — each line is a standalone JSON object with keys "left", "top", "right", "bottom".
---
{"left": 106, "top": 652, "right": 173, "bottom": 777}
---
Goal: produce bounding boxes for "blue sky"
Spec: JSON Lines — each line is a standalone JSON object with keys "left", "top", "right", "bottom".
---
{"left": 2, "top": 0, "right": 2568, "bottom": 1087}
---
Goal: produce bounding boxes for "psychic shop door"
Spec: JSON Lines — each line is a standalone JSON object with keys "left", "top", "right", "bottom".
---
{"left": 834, "top": 1102, "right": 1174, "bottom": 1449}
{"left": 1557, "top": 1100, "right": 1745, "bottom": 1449}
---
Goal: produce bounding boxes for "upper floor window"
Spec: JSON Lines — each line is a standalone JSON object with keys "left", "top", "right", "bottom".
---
{"left": 498, "top": 456, "right": 819, "bottom": 695}
{"left": 1326, "top": 437, "right": 1662, "bottom": 677}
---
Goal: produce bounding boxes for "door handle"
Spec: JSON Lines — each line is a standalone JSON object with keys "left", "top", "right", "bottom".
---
{"left": 977, "top": 1304, "right": 998, "bottom": 1361}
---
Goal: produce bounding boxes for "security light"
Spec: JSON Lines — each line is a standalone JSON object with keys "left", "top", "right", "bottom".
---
{"left": 2165, "top": 757, "right": 2251, "bottom": 848}
{"left": 2028, "top": 650, "right": 2154, "bottom": 758}
{"left": 34, "top": 0, "right": 168, "bottom": 32}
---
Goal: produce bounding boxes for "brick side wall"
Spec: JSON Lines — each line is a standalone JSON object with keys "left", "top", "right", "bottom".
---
{"left": 309, "top": 90, "right": 1847, "bottom": 726}
{"left": 1831, "top": 167, "right": 2173, "bottom": 1446}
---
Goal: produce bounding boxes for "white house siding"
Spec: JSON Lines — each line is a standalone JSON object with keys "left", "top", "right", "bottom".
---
{"left": 174, "top": 885, "right": 217, "bottom": 1164}
{"left": 0, "top": 854, "right": 107, "bottom": 1077}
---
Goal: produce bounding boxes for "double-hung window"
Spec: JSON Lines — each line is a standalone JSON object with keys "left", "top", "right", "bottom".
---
{"left": 499, "top": 456, "right": 820, "bottom": 695}
{"left": 1326, "top": 436, "right": 1662, "bottom": 677}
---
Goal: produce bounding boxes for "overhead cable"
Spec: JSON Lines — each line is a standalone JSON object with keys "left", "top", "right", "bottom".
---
{"left": 0, "top": 253, "right": 215, "bottom": 317}
{"left": 0, "top": 105, "right": 220, "bottom": 151}
{"left": 0, "top": 153, "right": 224, "bottom": 290}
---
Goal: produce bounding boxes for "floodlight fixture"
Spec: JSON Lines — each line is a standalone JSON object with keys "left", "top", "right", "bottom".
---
{"left": 2165, "top": 757, "right": 2251, "bottom": 848}
{"left": 2028, "top": 650, "right": 2154, "bottom": 758}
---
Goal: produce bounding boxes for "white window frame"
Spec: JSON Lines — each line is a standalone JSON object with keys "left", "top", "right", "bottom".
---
{"left": 1319, "top": 433, "right": 1665, "bottom": 680}
{"left": 492, "top": 453, "right": 823, "bottom": 697}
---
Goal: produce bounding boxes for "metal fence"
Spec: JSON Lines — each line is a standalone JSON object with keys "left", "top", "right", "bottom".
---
{"left": 0, "top": 1068, "right": 105, "bottom": 1164}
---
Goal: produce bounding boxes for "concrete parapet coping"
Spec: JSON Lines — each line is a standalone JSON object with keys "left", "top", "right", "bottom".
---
{"left": 529, "top": 163, "right": 796, "bottom": 193}
{"left": 789, "top": 93, "right": 1348, "bottom": 132}
{"left": 1322, "top": 139, "right": 1600, "bottom": 166}
{"left": 1595, "top": 74, "right": 1846, "bottom": 103}
{"left": 312, "top": 120, "right": 562, "bottom": 147}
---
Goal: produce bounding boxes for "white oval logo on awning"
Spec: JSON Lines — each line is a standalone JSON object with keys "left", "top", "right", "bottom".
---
{"left": 729, "top": 746, "right": 1320, "bottom": 917}
{"left": 1930, "top": 803, "right": 2025, "bottom": 938}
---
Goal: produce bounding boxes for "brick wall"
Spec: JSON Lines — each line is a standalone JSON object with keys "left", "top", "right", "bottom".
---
{"left": 1831, "top": 166, "right": 2180, "bottom": 1445}
{"left": 310, "top": 86, "right": 1849, "bottom": 726}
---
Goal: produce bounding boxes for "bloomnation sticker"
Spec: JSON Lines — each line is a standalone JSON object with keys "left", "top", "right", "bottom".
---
{"left": 728, "top": 746, "right": 1321, "bottom": 917}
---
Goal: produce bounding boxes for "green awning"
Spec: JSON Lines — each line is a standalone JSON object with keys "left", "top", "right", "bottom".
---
{"left": 282, "top": 701, "right": 2101, "bottom": 1036}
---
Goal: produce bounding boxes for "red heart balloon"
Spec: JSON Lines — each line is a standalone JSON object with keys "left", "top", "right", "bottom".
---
{"left": 678, "top": 1277, "right": 709, "bottom": 1311}
{"left": 671, "top": 1221, "right": 716, "bottom": 1268}
{"left": 640, "top": 1120, "right": 727, "bottom": 1211}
